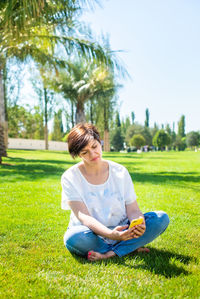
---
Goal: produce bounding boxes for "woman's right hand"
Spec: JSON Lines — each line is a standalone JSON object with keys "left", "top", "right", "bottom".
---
{"left": 110, "top": 225, "right": 135, "bottom": 241}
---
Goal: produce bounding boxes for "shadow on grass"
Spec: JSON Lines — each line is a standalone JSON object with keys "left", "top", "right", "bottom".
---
{"left": 71, "top": 247, "right": 195, "bottom": 278}
{"left": 129, "top": 171, "right": 200, "bottom": 190}
{"left": 103, "top": 154, "right": 142, "bottom": 159}
{"left": 0, "top": 156, "right": 75, "bottom": 182}
{"left": 1, "top": 155, "right": 199, "bottom": 190}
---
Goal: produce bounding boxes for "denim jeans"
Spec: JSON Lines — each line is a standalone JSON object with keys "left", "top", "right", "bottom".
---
{"left": 64, "top": 211, "right": 169, "bottom": 258}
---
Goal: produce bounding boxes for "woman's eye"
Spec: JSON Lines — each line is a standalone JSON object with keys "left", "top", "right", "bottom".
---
{"left": 92, "top": 145, "right": 97, "bottom": 149}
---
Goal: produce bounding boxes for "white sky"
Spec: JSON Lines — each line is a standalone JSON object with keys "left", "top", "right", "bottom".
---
{"left": 81, "top": 0, "right": 200, "bottom": 133}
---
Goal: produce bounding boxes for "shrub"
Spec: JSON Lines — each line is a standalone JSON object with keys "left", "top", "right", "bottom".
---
{"left": 153, "top": 130, "right": 171, "bottom": 150}
{"left": 130, "top": 134, "right": 145, "bottom": 149}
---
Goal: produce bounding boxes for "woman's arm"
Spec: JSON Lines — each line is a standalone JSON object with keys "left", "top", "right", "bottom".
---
{"left": 126, "top": 201, "right": 146, "bottom": 238}
{"left": 68, "top": 201, "right": 136, "bottom": 241}
{"left": 126, "top": 200, "right": 144, "bottom": 221}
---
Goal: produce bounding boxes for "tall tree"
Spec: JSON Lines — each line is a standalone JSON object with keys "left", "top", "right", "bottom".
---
{"left": 7, "top": 104, "right": 44, "bottom": 139}
{"left": 131, "top": 111, "right": 135, "bottom": 125}
{"left": 125, "top": 123, "right": 152, "bottom": 146}
{"left": 51, "top": 109, "right": 64, "bottom": 141}
{"left": 111, "top": 128, "right": 124, "bottom": 152}
{"left": 178, "top": 115, "right": 186, "bottom": 137}
{"left": 115, "top": 111, "right": 121, "bottom": 127}
{"left": 31, "top": 70, "right": 55, "bottom": 149}
{"left": 145, "top": 108, "right": 150, "bottom": 127}
{"left": 186, "top": 131, "right": 200, "bottom": 149}
{"left": 130, "top": 134, "right": 145, "bottom": 149}
{"left": 153, "top": 130, "right": 171, "bottom": 151}
{"left": 121, "top": 116, "right": 131, "bottom": 136}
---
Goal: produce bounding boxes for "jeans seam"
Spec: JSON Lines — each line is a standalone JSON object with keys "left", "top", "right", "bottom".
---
{"left": 112, "top": 248, "right": 121, "bottom": 257}
{"left": 66, "top": 243, "right": 85, "bottom": 256}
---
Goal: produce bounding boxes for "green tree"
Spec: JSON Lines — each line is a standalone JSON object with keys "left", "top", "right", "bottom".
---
{"left": 174, "top": 135, "right": 186, "bottom": 151}
{"left": 125, "top": 123, "right": 144, "bottom": 145}
{"left": 153, "top": 130, "right": 171, "bottom": 150}
{"left": 51, "top": 110, "right": 64, "bottom": 141}
{"left": 111, "top": 128, "right": 124, "bottom": 152}
{"left": 31, "top": 106, "right": 44, "bottom": 140}
{"left": 186, "top": 131, "right": 200, "bottom": 149}
{"left": 142, "top": 127, "right": 152, "bottom": 146}
{"left": 7, "top": 105, "right": 27, "bottom": 138}
{"left": 130, "top": 134, "right": 145, "bottom": 149}
{"left": 145, "top": 108, "right": 149, "bottom": 127}
{"left": 51, "top": 60, "right": 117, "bottom": 123}
{"left": 125, "top": 123, "right": 152, "bottom": 146}
{"left": 131, "top": 111, "right": 135, "bottom": 124}
{"left": 150, "top": 122, "right": 159, "bottom": 140}
{"left": 31, "top": 71, "right": 55, "bottom": 149}
{"left": 8, "top": 104, "right": 44, "bottom": 139}
{"left": 115, "top": 111, "right": 121, "bottom": 127}
{"left": 121, "top": 116, "right": 131, "bottom": 136}
{"left": 178, "top": 115, "right": 186, "bottom": 137}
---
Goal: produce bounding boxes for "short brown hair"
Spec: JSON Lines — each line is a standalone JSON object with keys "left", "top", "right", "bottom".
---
{"left": 67, "top": 123, "right": 101, "bottom": 158}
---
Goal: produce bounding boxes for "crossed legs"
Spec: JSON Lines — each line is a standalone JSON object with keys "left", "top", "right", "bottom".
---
{"left": 64, "top": 211, "right": 169, "bottom": 261}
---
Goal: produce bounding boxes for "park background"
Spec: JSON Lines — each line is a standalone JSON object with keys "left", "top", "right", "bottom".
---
{"left": 0, "top": 1, "right": 200, "bottom": 298}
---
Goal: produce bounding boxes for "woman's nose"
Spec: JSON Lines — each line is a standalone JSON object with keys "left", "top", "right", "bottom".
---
{"left": 89, "top": 149, "right": 96, "bottom": 157}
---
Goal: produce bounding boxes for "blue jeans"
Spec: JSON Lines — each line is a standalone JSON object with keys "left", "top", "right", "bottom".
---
{"left": 64, "top": 211, "right": 169, "bottom": 258}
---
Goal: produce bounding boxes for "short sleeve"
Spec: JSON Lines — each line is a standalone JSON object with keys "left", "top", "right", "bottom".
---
{"left": 124, "top": 168, "right": 137, "bottom": 205}
{"left": 61, "top": 174, "right": 82, "bottom": 210}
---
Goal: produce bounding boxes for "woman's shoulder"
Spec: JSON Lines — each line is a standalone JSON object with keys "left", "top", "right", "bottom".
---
{"left": 61, "top": 162, "right": 81, "bottom": 182}
{"left": 106, "top": 159, "right": 127, "bottom": 174}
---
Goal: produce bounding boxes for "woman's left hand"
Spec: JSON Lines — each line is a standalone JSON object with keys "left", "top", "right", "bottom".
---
{"left": 132, "top": 222, "right": 146, "bottom": 238}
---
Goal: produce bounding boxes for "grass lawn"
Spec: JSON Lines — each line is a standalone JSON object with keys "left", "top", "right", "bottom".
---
{"left": 0, "top": 149, "right": 200, "bottom": 298}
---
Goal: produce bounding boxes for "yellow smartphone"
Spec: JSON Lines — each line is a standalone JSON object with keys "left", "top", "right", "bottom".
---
{"left": 129, "top": 216, "right": 143, "bottom": 229}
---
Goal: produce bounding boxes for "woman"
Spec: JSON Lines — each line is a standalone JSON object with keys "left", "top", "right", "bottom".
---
{"left": 61, "top": 123, "right": 169, "bottom": 261}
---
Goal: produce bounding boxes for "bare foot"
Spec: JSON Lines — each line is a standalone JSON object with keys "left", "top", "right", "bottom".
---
{"left": 87, "top": 250, "right": 116, "bottom": 261}
{"left": 136, "top": 247, "right": 150, "bottom": 253}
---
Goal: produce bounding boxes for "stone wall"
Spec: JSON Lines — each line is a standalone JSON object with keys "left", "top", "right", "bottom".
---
{"left": 8, "top": 138, "right": 68, "bottom": 151}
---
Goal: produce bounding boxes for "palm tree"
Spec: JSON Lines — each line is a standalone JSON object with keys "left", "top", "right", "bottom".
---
{"left": 51, "top": 60, "right": 117, "bottom": 124}
{"left": 0, "top": 0, "right": 117, "bottom": 163}
{"left": 49, "top": 59, "right": 119, "bottom": 151}
{"left": 93, "top": 71, "right": 118, "bottom": 151}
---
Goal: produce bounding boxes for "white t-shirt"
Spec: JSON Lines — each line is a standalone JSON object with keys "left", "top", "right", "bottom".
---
{"left": 61, "top": 160, "right": 137, "bottom": 229}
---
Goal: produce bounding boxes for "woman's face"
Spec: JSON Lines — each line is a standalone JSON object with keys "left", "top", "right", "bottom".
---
{"left": 79, "top": 139, "right": 102, "bottom": 165}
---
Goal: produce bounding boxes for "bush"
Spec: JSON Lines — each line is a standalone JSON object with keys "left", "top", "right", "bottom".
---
{"left": 153, "top": 130, "right": 171, "bottom": 150}
{"left": 130, "top": 134, "right": 145, "bottom": 149}
{"left": 174, "top": 135, "right": 187, "bottom": 151}
{"left": 111, "top": 128, "right": 124, "bottom": 151}
{"left": 186, "top": 131, "right": 200, "bottom": 148}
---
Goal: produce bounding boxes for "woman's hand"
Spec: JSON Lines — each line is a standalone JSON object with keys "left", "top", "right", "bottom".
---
{"left": 110, "top": 221, "right": 146, "bottom": 241}
{"left": 132, "top": 222, "right": 146, "bottom": 238}
{"left": 110, "top": 225, "right": 132, "bottom": 241}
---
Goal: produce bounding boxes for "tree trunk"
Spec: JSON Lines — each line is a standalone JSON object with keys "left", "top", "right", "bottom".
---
{"left": 75, "top": 100, "right": 86, "bottom": 124}
{"left": 103, "top": 130, "right": 110, "bottom": 152}
{"left": 71, "top": 101, "right": 75, "bottom": 127}
{"left": 3, "top": 64, "right": 8, "bottom": 149}
{"left": 90, "top": 99, "right": 93, "bottom": 124}
{"left": 44, "top": 88, "right": 48, "bottom": 150}
{"left": 103, "top": 97, "right": 110, "bottom": 151}
{"left": 0, "top": 67, "right": 7, "bottom": 162}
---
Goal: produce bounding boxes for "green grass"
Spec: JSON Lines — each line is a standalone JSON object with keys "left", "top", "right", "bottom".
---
{"left": 0, "top": 150, "right": 200, "bottom": 298}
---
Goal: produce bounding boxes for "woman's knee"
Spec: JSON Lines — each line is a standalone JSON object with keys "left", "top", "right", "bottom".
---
{"left": 155, "top": 211, "right": 170, "bottom": 231}
{"left": 145, "top": 211, "right": 169, "bottom": 234}
{"left": 64, "top": 226, "right": 98, "bottom": 256}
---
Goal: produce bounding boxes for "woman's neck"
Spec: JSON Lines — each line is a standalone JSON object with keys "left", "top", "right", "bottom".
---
{"left": 79, "top": 160, "right": 109, "bottom": 185}
{"left": 81, "top": 160, "right": 104, "bottom": 176}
